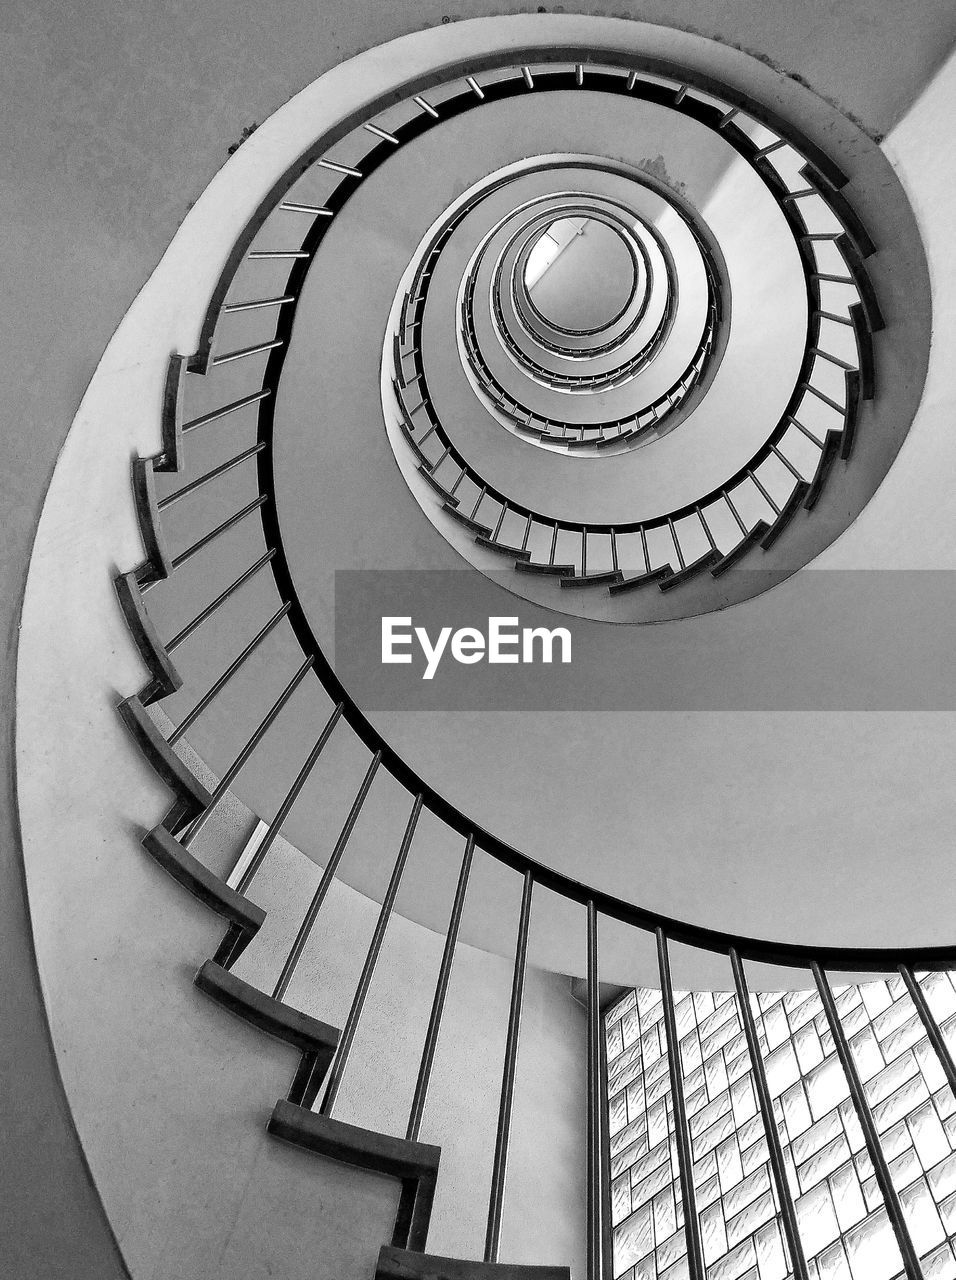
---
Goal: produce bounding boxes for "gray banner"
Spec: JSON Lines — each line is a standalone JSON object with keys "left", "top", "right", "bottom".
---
{"left": 333, "top": 569, "right": 956, "bottom": 711}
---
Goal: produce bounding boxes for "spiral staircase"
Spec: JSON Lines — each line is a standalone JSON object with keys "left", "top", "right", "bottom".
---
{"left": 7, "top": 8, "right": 956, "bottom": 1280}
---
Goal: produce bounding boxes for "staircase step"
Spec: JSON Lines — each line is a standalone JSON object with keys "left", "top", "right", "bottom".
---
{"left": 155, "top": 352, "right": 188, "bottom": 472}
{"left": 710, "top": 523, "right": 771, "bottom": 577}
{"left": 114, "top": 571, "right": 182, "bottom": 703}
{"left": 119, "top": 697, "right": 211, "bottom": 812}
{"left": 760, "top": 481, "right": 810, "bottom": 549}
{"left": 441, "top": 504, "right": 492, "bottom": 537}
{"left": 268, "top": 1099, "right": 439, "bottom": 1251}
{"left": 131, "top": 456, "right": 173, "bottom": 582}
{"left": 608, "top": 566, "right": 671, "bottom": 595}
{"left": 376, "top": 1246, "right": 571, "bottom": 1280}
{"left": 417, "top": 465, "right": 459, "bottom": 507}
{"left": 195, "top": 960, "right": 338, "bottom": 1058}
{"left": 474, "top": 536, "right": 531, "bottom": 561}
{"left": 142, "top": 826, "right": 263, "bottom": 936}
{"left": 659, "top": 549, "right": 722, "bottom": 591}
{"left": 849, "top": 302, "right": 875, "bottom": 400}
{"left": 399, "top": 420, "right": 434, "bottom": 468}
{"left": 560, "top": 570, "right": 624, "bottom": 589}
{"left": 804, "top": 431, "right": 843, "bottom": 510}
{"left": 841, "top": 369, "right": 861, "bottom": 460}
{"left": 514, "top": 560, "right": 575, "bottom": 578}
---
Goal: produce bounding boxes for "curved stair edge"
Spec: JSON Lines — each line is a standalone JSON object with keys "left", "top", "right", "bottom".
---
{"left": 268, "top": 1098, "right": 440, "bottom": 1252}
{"left": 114, "top": 571, "right": 182, "bottom": 703}
{"left": 195, "top": 959, "right": 338, "bottom": 1059}
{"left": 131, "top": 456, "right": 173, "bottom": 584}
{"left": 376, "top": 1246, "right": 571, "bottom": 1280}
{"left": 141, "top": 827, "right": 264, "bottom": 937}
{"left": 119, "top": 696, "right": 211, "bottom": 811}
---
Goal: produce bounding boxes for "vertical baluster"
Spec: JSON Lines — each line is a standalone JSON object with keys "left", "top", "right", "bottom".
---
{"left": 165, "top": 549, "right": 275, "bottom": 651}
{"left": 492, "top": 503, "right": 508, "bottom": 541}
{"left": 234, "top": 702, "right": 344, "bottom": 893}
{"left": 587, "top": 902, "right": 608, "bottom": 1280}
{"left": 549, "top": 523, "right": 559, "bottom": 566}
{"left": 729, "top": 949, "right": 809, "bottom": 1280}
{"left": 271, "top": 751, "right": 383, "bottom": 1001}
{"left": 582, "top": 527, "right": 588, "bottom": 577}
{"left": 610, "top": 530, "right": 619, "bottom": 574}
{"left": 899, "top": 965, "right": 956, "bottom": 1098}
{"left": 521, "top": 514, "right": 533, "bottom": 553}
{"left": 812, "top": 962, "right": 924, "bottom": 1280}
{"left": 181, "top": 656, "right": 313, "bottom": 848}
{"left": 723, "top": 489, "right": 748, "bottom": 538}
{"left": 749, "top": 470, "right": 781, "bottom": 517}
{"left": 666, "top": 518, "right": 685, "bottom": 571}
{"left": 655, "top": 929, "right": 704, "bottom": 1280}
{"left": 168, "top": 602, "right": 290, "bottom": 744}
{"left": 598, "top": 980, "right": 612, "bottom": 1280}
{"left": 319, "top": 794, "right": 423, "bottom": 1115}
{"left": 406, "top": 834, "right": 475, "bottom": 1141}
{"left": 697, "top": 505, "right": 717, "bottom": 554}
{"left": 484, "top": 871, "right": 534, "bottom": 1263}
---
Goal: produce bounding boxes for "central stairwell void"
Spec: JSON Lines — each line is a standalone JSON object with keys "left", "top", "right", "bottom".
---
{"left": 15, "top": 13, "right": 953, "bottom": 1280}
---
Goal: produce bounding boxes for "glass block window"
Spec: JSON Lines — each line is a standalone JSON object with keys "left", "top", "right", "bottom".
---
{"left": 606, "top": 972, "right": 956, "bottom": 1280}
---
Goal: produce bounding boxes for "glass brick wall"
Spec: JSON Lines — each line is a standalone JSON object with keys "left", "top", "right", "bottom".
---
{"left": 606, "top": 972, "right": 956, "bottom": 1280}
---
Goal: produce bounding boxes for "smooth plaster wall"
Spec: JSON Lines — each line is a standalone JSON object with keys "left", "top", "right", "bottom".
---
{"left": 3, "top": 5, "right": 955, "bottom": 1276}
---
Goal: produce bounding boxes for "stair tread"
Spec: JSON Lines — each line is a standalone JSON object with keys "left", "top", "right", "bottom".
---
{"left": 442, "top": 503, "right": 492, "bottom": 537}
{"left": 560, "top": 570, "right": 624, "bottom": 589}
{"left": 144, "top": 826, "right": 263, "bottom": 933}
{"left": 474, "top": 536, "right": 532, "bottom": 561}
{"left": 268, "top": 1099, "right": 440, "bottom": 1179}
{"left": 659, "top": 548, "right": 722, "bottom": 591}
{"left": 514, "top": 561, "right": 575, "bottom": 577}
{"left": 804, "top": 432, "right": 843, "bottom": 510}
{"left": 114, "top": 572, "right": 182, "bottom": 703}
{"left": 196, "top": 960, "right": 338, "bottom": 1056}
{"left": 418, "top": 465, "right": 459, "bottom": 507}
{"left": 608, "top": 566, "right": 671, "bottom": 595}
{"left": 711, "top": 522, "right": 771, "bottom": 577}
{"left": 761, "top": 480, "right": 811, "bottom": 548}
{"left": 120, "top": 697, "right": 210, "bottom": 810}
{"left": 377, "top": 1246, "right": 570, "bottom": 1280}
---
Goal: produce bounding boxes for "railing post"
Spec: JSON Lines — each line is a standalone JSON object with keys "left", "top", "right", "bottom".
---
{"left": 319, "top": 794, "right": 423, "bottom": 1116}
{"left": 168, "top": 602, "right": 290, "bottom": 744}
{"left": 180, "top": 655, "right": 313, "bottom": 847}
{"left": 586, "top": 902, "right": 610, "bottom": 1280}
{"left": 812, "top": 962, "right": 924, "bottom": 1280}
{"left": 484, "top": 870, "right": 534, "bottom": 1264}
{"left": 272, "top": 751, "right": 383, "bottom": 1001}
{"left": 899, "top": 965, "right": 956, "bottom": 1099}
{"left": 655, "top": 929, "right": 704, "bottom": 1280}
{"left": 406, "top": 834, "right": 475, "bottom": 1142}
{"left": 233, "top": 703, "right": 345, "bottom": 895}
{"left": 730, "top": 949, "right": 809, "bottom": 1280}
